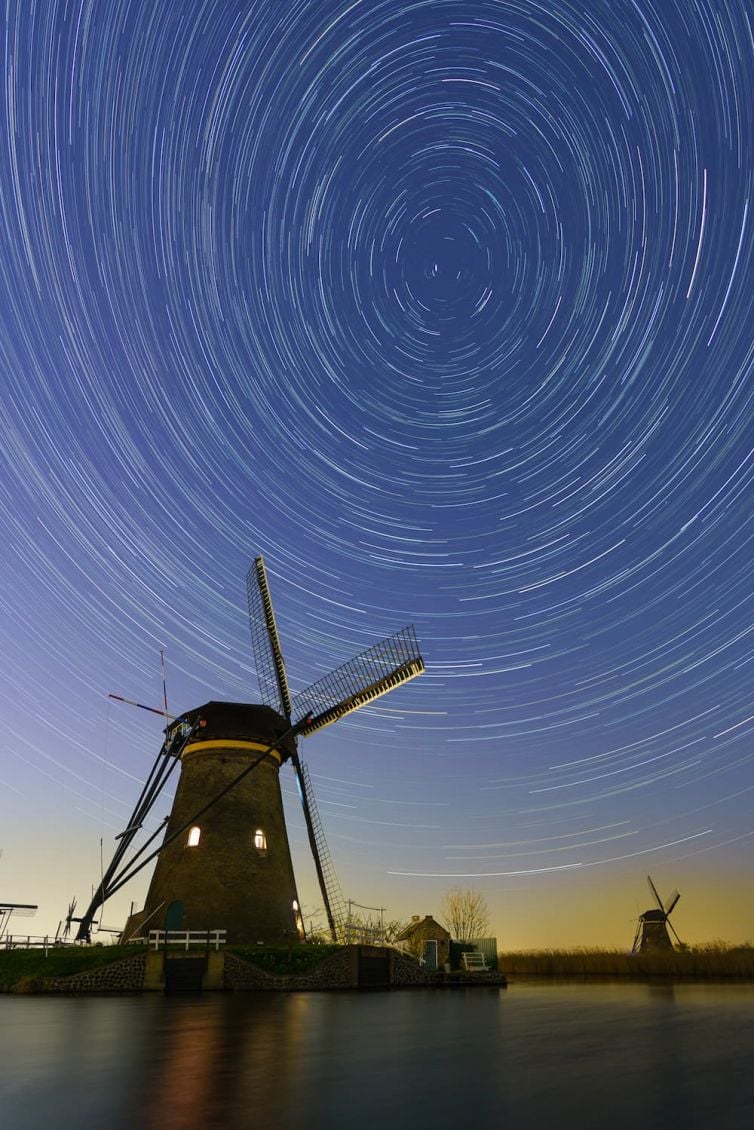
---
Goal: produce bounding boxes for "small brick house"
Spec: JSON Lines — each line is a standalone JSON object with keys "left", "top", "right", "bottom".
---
{"left": 396, "top": 915, "right": 450, "bottom": 969}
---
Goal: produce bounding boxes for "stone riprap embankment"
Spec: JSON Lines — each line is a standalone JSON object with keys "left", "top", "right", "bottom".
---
{"left": 26, "top": 958, "right": 145, "bottom": 994}
{"left": 225, "top": 947, "right": 354, "bottom": 990}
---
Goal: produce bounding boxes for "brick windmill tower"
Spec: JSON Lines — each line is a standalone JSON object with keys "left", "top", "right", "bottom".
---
{"left": 75, "top": 558, "right": 424, "bottom": 944}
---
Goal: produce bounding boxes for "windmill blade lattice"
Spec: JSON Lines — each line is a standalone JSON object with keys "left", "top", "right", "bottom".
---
{"left": 296, "top": 759, "right": 347, "bottom": 937}
{"left": 293, "top": 627, "right": 425, "bottom": 735}
{"left": 246, "top": 557, "right": 292, "bottom": 718}
{"left": 0, "top": 903, "right": 36, "bottom": 941}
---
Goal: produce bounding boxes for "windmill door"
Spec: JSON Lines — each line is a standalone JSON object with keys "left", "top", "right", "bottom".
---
{"left": 164, "top": 900, "right": 185, "bottom": 933}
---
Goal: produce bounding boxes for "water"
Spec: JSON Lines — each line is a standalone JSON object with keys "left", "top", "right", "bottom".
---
{"left": 2, "top": 983, "right": 753, "bottom": 1129}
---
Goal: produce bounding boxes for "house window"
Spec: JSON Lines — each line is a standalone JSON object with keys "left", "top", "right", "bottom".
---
{"left": 187, "top": 826, "right": 201, "bottom": 847}
{"left": 254, "top": 828, "right": 267, "bottom": 851}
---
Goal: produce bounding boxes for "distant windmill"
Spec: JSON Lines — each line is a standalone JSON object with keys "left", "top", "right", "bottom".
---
{"left": 75, "top": 557, "right": 425, "bottom": 944}
{"left": 56, "top": 897, "right": 78, "bottom": 943}
{"left": 631, "top": 875, "right": 682, "bottom": 952}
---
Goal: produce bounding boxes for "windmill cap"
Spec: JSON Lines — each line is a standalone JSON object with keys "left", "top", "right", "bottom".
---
{"left": 180, "top": 701, "right": 297, "bottom": 759}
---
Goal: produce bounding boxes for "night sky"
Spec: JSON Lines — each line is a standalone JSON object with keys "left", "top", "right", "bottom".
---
{"left": 1, "top": 0, "right": 753, "bottom": 949}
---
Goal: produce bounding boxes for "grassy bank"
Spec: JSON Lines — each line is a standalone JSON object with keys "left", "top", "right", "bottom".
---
{"left": 230, "top": 944, "right": 340, "bottom": 975}
{"left": 0, "top": 942, "right": 342, "bottom": 989}
{"left": 0, "top": 945, "right": 144, "bottom": 991}
{"left": 500, "top": 944, "right": 754, "bottom": 979}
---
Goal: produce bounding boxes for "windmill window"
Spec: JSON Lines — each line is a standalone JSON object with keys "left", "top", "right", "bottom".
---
{"left": 187, "top": 826, "right": 201, "bottom": 847}
{"left": 253, "top": 828, "right": 267, "bottom": 852}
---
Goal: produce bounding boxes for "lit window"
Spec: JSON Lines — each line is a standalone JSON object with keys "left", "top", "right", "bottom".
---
{"left": 294, "top": 901, "right": 304, "bottom": 938}
{"left": 187, "top": 826, "right": 201, "bottom": 847}
{"left": 254, "top": 828, "right": 267, "bottom": 851}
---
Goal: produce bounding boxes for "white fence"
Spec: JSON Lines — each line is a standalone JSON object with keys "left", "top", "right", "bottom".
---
{"left": 148, "top": 929, "right": 226, "bottom": 951}
{"left": 2, "top": 935, "right": 77, "bottom": 954}
{"left": 2, "top": 930, "right": 227, "bottom": 954}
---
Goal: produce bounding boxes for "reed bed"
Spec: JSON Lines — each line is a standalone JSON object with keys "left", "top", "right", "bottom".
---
{"left": 500, "top": 943, "right": 754, "bottom": 979}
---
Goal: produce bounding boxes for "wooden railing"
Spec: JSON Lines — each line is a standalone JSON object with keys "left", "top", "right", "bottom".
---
{"left": 148, "top": 929, "right": 226, "bottom": 952}
{"left": 2, "top": 935, "right": 74, "bottom": 953}
{"left": 461, "top": 951, "right": 488, "bottom": 971}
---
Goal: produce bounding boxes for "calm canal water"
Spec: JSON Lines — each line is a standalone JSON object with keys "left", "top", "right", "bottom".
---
{"left": 2, "top": 982, "right": 753, "bottom": 1129}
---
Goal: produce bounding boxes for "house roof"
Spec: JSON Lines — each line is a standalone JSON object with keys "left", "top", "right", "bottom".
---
{"left": 396, "top": 914, "right": 450, "bottom": 941}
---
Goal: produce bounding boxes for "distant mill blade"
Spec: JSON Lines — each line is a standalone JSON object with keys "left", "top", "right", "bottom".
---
{"left": 646, "top": 874, "right": 665, "bottom": 914}
{"left": 664, "top": 889, "right": 680, "bottom": 916}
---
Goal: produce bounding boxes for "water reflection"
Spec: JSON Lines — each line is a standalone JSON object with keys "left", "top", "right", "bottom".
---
{"left": 1, "top": 984, "right": 753, "bottom": 1130}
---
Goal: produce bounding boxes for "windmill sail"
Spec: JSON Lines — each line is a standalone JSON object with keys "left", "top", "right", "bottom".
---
{"left": 0, "top": 903, "right": 37, "bottom": 940}
{"left": 295, "top": 759, "right": 347, "bottom": 939}
{"left": 293, "top": 626, "right": 425, "bottom": 735}
{"left": 646, "top": 874, "right": 665, "bottom": 913}
{"left": 664, "top": 888, "right": 680, "bottom": 915}
{"left": 246, "top": 557, "right": 292, "bottom": 718}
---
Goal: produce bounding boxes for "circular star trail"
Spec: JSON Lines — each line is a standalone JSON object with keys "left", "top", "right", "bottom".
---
{"left": 1, "top": 1, "right": 753, "bottom": 944}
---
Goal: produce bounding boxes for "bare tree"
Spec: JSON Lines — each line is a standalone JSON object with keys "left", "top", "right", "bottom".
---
{"left": 300, "top": 905, "right": 329, "bottom": 943}
{"left": 383, "top": 919, "right": 408, "bottom": 943}
{"left": 396, "top": 929, "right": 426, "bottom": 960}
{"left": 440, "top": 887, "right": 490, "bottom": 940}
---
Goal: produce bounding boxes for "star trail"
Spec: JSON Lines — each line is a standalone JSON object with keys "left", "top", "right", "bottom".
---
{"left": 1, "top": 0, "right": 753, "bottom": 947}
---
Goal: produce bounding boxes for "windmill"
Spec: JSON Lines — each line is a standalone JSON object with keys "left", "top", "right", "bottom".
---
{"left": 631, "top": 875, "right": 682, "bottom": 952}
{"left": 57, "top": 897, "right": 78, "bottom": 943}
{"left": 76, "top": 557, "right": 424, "bottom": 944}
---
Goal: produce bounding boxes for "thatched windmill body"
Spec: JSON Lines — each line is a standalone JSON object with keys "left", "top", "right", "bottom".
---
{"left": 76, "top": 558, "right": 424, "bottom": 944}
{"left": 632, "top": 875, "right": 682, "bottom": 952}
